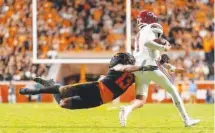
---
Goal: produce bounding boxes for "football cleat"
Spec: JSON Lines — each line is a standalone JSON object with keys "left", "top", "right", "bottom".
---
{"left": 33, "top": 77, "right": 55, "bottom": 87}
{"left": 19, "top": 88, "right": 39, "bottom": 95}
{"left": 184, "top": 118, "right": 200, "bottom": 127}
{"left": 119, "top": 106, "right": 130, "bottom": 127}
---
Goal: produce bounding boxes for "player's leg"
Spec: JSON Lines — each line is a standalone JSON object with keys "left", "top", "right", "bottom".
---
{"left": 20, "top": 77, "right": 60, "bottom": 95}
{"left": 59, "top": 96, "right": 97, "bottom": 109}
{"left": 122, "top": 73, "right": 150, "bottom": 111}
{"left": 150, "top": 70, "right": 200, "bottom": 126}
{"left": 119, "top": 95, "right": 147, "bottom": 127}
{"left": 59, "top": 82, "right": 103, "bottom": 109}
{"left": 20, "top": 81, "right": 103, "bottom": 109}
{"left": 119, "top": 71, "right": 150, "bottom": 127}
{"left": 34, "top": 78, "right": 63, "bottom": 104}
{"left": 19, "top": 84, "right": 61, "bottom": 95}
{"left": 20, "top": 83, "right": 86, "bottom": 109}
{"left": 20, "top": 79, "right": 90, "bottom": 96}
{"left": 59, "top": 96, "right": 89, "bottom": 109}
{"left": 150, "top": 70, "right": 189, "bottom": 121}
{"left": 30, "top": 77, "right": 62, "bottom": 103}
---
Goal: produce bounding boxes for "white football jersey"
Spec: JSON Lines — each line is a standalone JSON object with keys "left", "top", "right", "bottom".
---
{"left": 133, "top": 24, "right": 163, "bottom": 66}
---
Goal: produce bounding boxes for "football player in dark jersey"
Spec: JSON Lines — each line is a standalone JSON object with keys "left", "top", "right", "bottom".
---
{"left": 19, "top": 53, "right": 157, "bottom": 109}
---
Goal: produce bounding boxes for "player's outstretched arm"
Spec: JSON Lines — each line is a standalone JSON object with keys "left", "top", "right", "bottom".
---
{"left": 111, "top": 64, "right": 142, "bottom": 72}
{"left": 111, "top": 64, "right": 157, "bottom": 72}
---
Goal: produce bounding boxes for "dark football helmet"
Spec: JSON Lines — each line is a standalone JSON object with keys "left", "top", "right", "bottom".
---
{"left": 109, "top": 53, "right": 135, "bottom": 68}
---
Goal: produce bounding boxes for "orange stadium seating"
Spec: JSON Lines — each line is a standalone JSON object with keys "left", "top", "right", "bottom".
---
{"left": 37, "top": 0, "right": 126, "bottom": 58}
{"left": 0, "top": 0, "right": 49, "bottom": 81}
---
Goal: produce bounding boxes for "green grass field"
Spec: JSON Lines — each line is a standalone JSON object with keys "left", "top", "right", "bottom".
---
{"left": 0, "top": 103, "right": 213, "bottom": 133}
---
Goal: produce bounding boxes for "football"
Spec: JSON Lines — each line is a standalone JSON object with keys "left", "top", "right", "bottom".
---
{"left": 153, "top": 38, "right": 167, "bottom": 45}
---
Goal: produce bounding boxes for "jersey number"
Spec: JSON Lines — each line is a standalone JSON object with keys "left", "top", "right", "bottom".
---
{"left": 115, "top": 73, "right": 134, "bottom": 90}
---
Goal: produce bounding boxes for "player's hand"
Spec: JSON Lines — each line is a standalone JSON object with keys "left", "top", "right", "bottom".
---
{"left": 160, "top": 54, "right": 170, "bottom": 64}
{"left": 163, "top": 41, "right": 171, "bottom": 51}
{"left": 175, "top": 67, "right": 185, "bottom": 73}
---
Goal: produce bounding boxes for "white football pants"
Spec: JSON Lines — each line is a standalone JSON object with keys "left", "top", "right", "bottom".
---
{"left": 134, "top": 69, "right": 189, "bottom": 121}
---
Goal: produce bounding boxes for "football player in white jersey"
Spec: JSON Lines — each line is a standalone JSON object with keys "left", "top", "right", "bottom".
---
{"left": 119, "top": 10, "right": 200, "bottom": 127}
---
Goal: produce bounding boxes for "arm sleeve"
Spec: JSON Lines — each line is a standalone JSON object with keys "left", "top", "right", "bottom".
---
{"left": 112, "top": 64, "right": 141, "bottom": 72}
{"left": 145, "top": 40, "right": 165, "bottom": 51}
{"left": 111, "top": 64, "right": 123, "bottom": 71}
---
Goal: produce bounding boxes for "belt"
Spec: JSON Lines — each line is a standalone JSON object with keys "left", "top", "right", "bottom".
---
{"left": 142, "top": 65, "right": 158, "bottom": 71}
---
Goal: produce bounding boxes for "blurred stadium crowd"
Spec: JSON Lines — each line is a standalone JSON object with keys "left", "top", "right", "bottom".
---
{"left": 37, "top": 0, "right": 126, "bottom": 58}
{"left": 132, "top": 0, "right": 214, "bottom": 80}
{"left": 0, "top": 0, "right": 49, "bottom": 81}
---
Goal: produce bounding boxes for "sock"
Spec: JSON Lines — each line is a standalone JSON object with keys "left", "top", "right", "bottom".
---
{"left": 125, "top": 105, "right": 133, "bottom": 118}
{"left": 38, "top": 85, "right": 60, "bottom": 94}
{"left": 126, "top": 105, "right": 133, "bottom": 113}
{"left": 171, "top": 90, "right": 189, "bottom": 121}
